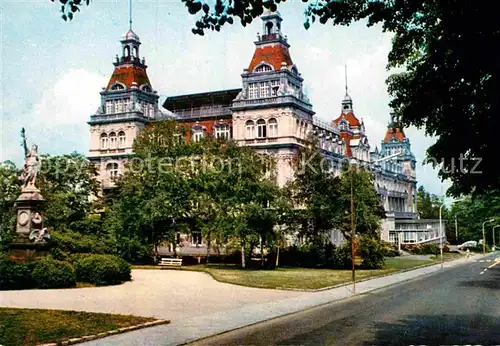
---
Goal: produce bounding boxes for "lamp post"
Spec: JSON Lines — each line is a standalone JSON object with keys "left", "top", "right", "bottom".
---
{"left": 493, "top": 225, "right": 499, "bottom": 251}
{"left": 439, "top": 203, "right": 446, "bottom": 268}
{"left": 482, "top": 219, "right": 495, "bottom": 255}
{"left": 455, "top": 217, "right": 458, "bottom": 244}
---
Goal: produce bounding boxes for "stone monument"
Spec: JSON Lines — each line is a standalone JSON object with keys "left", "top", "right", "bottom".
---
{"left": 8, "top": 128, "right": 51, "bottom": 261}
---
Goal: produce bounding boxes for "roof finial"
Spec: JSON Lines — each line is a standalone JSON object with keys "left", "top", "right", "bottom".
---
{"left": 344, "top": 64, "right": 348, "bottom": 95}
{"left": 129, "top": 0, "right": 132, "bottom": 30}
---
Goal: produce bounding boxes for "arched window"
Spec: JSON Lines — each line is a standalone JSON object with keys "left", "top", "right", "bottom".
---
{"left": 215, "top": 124, "right": 230, "bottom": 140}
{"left": 109, "top": 132, "right": 117, "bottom": 149}
{"left": 100, "top": 133, "right": 108, "bottom": 150}
{"left": 245, "top": 120, "right": 254, "bottom": 139}
{"left": 268, "top": 118, "right": 278, "bottom": 137}
{"left": 255, "top": 64, "right": 273, "bottom": 73}
{"left": 257, "top": 119, "right": 267, "bottom": 138}
{"left": 266, "top": 21, "right": 273, "bottom": 35}
{"left": 111, "top": 83, "right": 124, "bottom": 91}
{"left": 133, "top": 47, "right": 138, "bottom": 58}
{"left": 118, "top": 131, "right": 126, "bottom": 148}
{"left": 124, "top": 46, "right": 130, "bottom": 57}
{"left": 106, "top": 162, "right": 119, "bottom": 180}
{"left": 192, "top": 128, "right": 204, "bottom": 142}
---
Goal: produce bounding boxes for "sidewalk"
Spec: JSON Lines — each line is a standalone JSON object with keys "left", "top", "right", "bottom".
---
{"left": 82, "top": 254, "right": 483, "bottom": 346}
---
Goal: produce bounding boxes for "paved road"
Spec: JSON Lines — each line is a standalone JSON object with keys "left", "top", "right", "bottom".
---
{"left": 190, "top": 253, "right": 500, "bottom": 346}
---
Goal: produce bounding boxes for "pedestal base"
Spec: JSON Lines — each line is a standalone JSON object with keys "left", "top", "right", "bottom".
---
{"left": 7, "top": 241, "right": 52, "bottom": 263}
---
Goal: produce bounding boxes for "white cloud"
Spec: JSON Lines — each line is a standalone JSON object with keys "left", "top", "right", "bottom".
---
{"left": 1, "top": 69, "right": 106, "bottom": 165}
{"left": 31, "top": 68, "right": 106, "bottom": 126}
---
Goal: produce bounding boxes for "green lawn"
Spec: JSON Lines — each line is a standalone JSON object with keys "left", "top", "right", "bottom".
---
{"left": 0, "top": 308, "right": 163, "bottom": 346}
{"left": 178, "top": 257, "right": 434, "bottom": 290}
{"left": 132, "top": 254, "right": 464, "bottom": 290}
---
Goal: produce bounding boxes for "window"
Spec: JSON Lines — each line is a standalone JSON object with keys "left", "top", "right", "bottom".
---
{"left": 260, "top": 82, "right": 270, "bottom": 98}
{"left": 109, "top": 132, "right": 117, "bottom": 149}
{"left": 173, "top": 133, "right": 183, "bottom": 145}
{"left": 270, "top": 80, "right": 280, "bottom": 95}
{"left": 123, "top": 98, "right": 131, "bottom": 112}
{"left": 192, "top": 129, "right": 204, "bottom": 142}
{"left": 111, "top": 83, "right": 124, "bottom": 91}
{"left": 106, "top": 101, "right": 114, "bottom": 114}
{"left": 257, "top": 119, "right": 267, "bottom": 138}
{"left": 106, "top": 162, "right": 119, "bottom": 180}
{"left": 268, "top": 118, "right": 278, "bottom": 137}
{"left": 249, "top": 83, "right": 258, "bottom": 99}
{"left": 255, "top": 64, "right": 273, "bottom": 73}
{"left": 118, "top": 131, "right": 126, "bottom": 148}
{"left": 245, "top": 120, "right": 254, "bottom": 139}
{"left": 100, "top": 133, "right": 108, "bottom": 150}
{"left": 115, "top": 100, "right": 123, "bottom": 113}
{"left": 215, "top": 124, "right": 230, "bottom": 140}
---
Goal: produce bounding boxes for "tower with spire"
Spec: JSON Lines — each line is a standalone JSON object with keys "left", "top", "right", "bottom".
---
{"left": 87, "top": 2, "right": 160, "bottom": 190}
{"left": 331, "top": 65, "right": 370, "bottom": 160}
{"left": 231, "top": 10, "right": 316, "bottom": 186}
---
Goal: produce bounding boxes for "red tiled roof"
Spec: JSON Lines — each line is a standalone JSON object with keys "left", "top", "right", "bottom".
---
{"left": 333, "top": 112, "right": 361, "bottom": 127}
{"left": 339, "top": 133, "right": 353, "bottom": 157}
{"left": 383, "top": 127, "right": 406, "bottom": 143}
{"left": 248, "top": 44, "right": 293, "bottom": 72}
{"left": 106, "top": 65, "right": 151, "bottom": 91}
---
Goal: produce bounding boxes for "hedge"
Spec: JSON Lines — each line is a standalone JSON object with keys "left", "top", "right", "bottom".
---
{"left": 74, "top": 254, "right": 131, "bottom": 286}
{"left": 31, "top": 258, "right": 76, "bottom": 289}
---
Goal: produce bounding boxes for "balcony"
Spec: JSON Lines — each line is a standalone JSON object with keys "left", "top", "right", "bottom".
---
{"left": 312, "top": 116, "right": 339, "bottom": 135}
{"left": 172, "top": 106, "right": 232, "bottom": 119}
{"left": 88, "top": 110, "right": 150, "bottom": 125}
{"left": 232, "top": 95, "right": 312, "bottom": 111}
{"left": 394, "top": 211, "right": 417, "bottom": 219}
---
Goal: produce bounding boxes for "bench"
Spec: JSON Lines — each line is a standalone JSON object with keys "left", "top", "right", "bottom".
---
{"left": 158, "top": 258, "right": 182, "bottom": 267}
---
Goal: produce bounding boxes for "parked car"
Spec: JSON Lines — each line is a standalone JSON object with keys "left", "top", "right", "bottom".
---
{"left": 458, "top": 241, "right": 478, "bottom": 250}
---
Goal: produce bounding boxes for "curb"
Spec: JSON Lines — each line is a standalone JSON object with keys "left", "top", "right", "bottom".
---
{"left": 36, "top": 319, "right": 169, "bottom": 346}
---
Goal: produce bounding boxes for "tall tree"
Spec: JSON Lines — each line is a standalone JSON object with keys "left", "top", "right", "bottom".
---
{"left": 287, "top": 136, "right": 342, "bottom": 243}
{"left": 416, "top": 185, "right": 442, "bottom": 219}
{"left": 338, "top": 165, "right": 386, "bottom": 240}
{"left": 0, "top": 161, "right": 22, "bottom": 245}
{"left": 37, "top": 152, "right": 100, "bottom": 231}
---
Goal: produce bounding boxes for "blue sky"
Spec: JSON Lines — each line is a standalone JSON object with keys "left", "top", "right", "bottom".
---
{"left": 0, "top": 0, "right": 449, "bottom": 195}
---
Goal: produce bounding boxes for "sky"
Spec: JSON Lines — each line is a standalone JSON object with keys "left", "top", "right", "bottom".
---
{"left": 0, "top": 0, "right": 449, "bottom": 196}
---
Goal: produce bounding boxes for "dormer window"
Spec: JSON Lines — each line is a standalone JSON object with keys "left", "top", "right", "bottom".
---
{"left": 141, "top": 84, "right": 152, "bottom": 92}
{"left": 254, "top": 64, "right": 273, "bottom": 73}
{"left": 111, "top": 83, "right": 125, "bottom": 91}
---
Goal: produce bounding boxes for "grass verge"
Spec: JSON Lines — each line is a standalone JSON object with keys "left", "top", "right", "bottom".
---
{"left": 0, "top": 308, "right": 159, "bottom": 346}
{"left": 131, "top": 253, "right": 465, "bottom": 290}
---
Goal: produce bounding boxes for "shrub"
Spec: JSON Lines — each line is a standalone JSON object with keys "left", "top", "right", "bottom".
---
{"left": 75, "top": 254, "right": 131, "bottom": 286}
{"left": 359, "top": 236, "right": 386, "bottom": 269}
{"left": 49, "top": 229, "right": 118, "bottom": 260}
{"left": 31, "top": 258, "right": 76, "bottom": 289}
{"left": 420, "top": 244, "right": 440, "bottom": 255}
{"left": 0, "top": 254, "right": 33, "bottom": 290}
{"left": 325, "top": 244, "right": 351, "bottom": 269}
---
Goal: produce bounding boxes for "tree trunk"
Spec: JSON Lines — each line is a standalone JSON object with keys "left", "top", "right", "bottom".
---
{"left": 260, "top": 236, "right": 264, "bottom": 268}
{"left": 276, "top": 246, "right": 280, "bottom": 267}
{"left": 241, "top": 243, "right": 246, "bottom": 268}
{"left": 206, "top": 233, "right": 211, "bottom": 265}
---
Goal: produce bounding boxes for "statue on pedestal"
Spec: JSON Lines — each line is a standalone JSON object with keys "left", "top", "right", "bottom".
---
{"left": 13, "top": 128, "right": 49, "bottom": 243}
{"left": 20, "top": 128, "right": 40, "bottom": 191}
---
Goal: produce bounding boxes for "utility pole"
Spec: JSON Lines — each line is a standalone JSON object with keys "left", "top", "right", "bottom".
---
{"left": 482, "top": 219, "right": 494, "bottom": 255}
{"left": 350, "top": 163, "right": 356, "bottom": 294}
{"left": 455, "top": 217, "right": 458, "bottom": 244}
